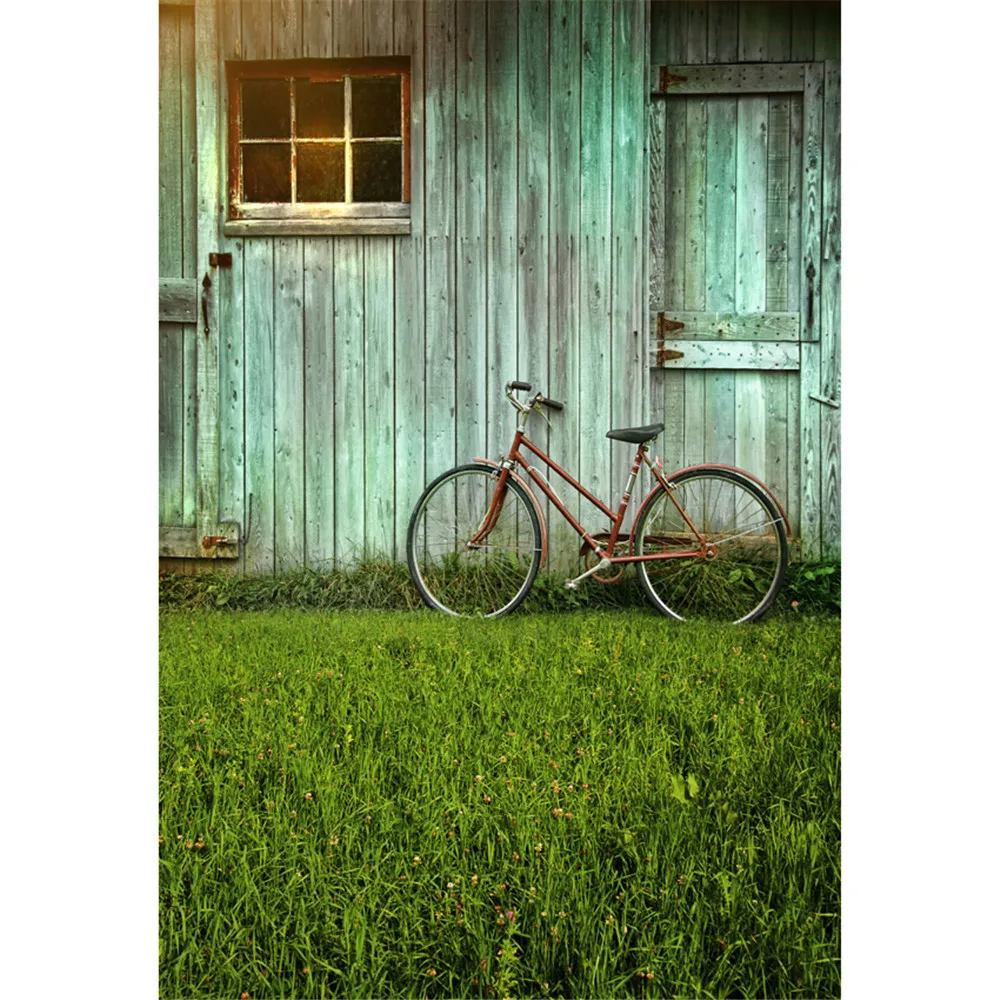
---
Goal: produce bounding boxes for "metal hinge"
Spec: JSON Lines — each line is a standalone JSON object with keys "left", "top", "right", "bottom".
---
{"left": 209, "top": 252, "right": 233, "bottom": 268}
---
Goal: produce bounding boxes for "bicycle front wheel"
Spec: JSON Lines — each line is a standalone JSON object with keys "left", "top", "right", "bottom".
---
{"left": 634, "top": 469, "right": 788, "bottom": 623}
{"left": 406, "top": 464, "right": 542, "bottom": 617}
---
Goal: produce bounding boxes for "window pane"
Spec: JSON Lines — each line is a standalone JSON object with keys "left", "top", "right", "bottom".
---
{"left": 297, "top": 79, "right": 345, "bottom": 138}
{"left": 352, "top": 76, "right": 401, "bottom": 138}
{"left": 243, "top": 143, "right": 291, "bottom": 202}
{"left": 352, "top": 141, "right": 402, "bottom": 202}
{"left": 241, "top": 79, "right": 291, "bottom": 139}
{"left": 297, "top": 143, "right": 346, "bottom": 202}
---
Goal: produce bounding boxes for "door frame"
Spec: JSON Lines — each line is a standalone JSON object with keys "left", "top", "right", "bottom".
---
{"left": 648, "top": 59, "right": 835, "bottom": 559}
{"left": 158, "top": 0, "right": 239, "bottom": 559}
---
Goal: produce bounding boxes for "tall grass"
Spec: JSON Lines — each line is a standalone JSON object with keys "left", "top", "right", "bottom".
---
{"left": 160, "top": 611, "right": 840, "bottom": 999}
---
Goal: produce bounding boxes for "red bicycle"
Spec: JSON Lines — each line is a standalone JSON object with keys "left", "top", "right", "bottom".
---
{"left": 407, "top": 381, "right": 789, "bottom": 621}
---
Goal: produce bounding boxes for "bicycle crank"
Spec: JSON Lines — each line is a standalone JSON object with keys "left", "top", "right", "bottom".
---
{"left": 579, "top": 534, "right": 629, "bottom": 584}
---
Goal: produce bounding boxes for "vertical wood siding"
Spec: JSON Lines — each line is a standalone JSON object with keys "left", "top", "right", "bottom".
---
{"left": 159, "top": 6, "right": 198, "bottom": 529}
{"left": 649, "top": 0, "right": 840, "bottom": 559}
{"left": 179, "top": 0, "right": 648, "bottom": 575}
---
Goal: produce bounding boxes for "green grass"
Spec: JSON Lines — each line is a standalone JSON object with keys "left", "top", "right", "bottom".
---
{"left": 160, "top": 610, "right": 840, "bottom": 1000}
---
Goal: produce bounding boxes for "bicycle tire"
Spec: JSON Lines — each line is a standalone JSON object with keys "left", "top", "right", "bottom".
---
{"left": 406, "top": 464, "right": 543, "bottom": 617}
{"left": 634, "top": 468, "right": 788, "bottom": 623}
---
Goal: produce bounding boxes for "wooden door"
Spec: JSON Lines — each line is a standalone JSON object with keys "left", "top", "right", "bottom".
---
{"left": 648, "top": 60, "right": 839, "bottom": 559}
{"left": 158, "top": 0, "right": 238, "bottom": 561}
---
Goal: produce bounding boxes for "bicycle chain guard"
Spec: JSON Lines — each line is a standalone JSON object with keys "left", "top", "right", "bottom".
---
{"left": 580, "top": 533, "right": 628, "bottom": 584}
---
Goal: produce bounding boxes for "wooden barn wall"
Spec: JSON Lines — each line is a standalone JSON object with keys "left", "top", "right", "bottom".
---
{"left": 159, "top": 4, "right": 198, "bottom": 530}
{"left": 648, "top": 0, "right": 840, "bottom": 559}
{"left": 162, "top": 0, "right": 648, "bottom": 575}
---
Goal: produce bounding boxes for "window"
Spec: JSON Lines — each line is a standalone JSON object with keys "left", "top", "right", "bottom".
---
{"left": 225, "top": 57, "right": 410, "bottom": 236}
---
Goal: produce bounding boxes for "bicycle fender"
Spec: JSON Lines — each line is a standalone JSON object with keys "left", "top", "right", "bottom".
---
{"left": 472, "top": 459, "right": 548, "bottom": 569}
{"left": 629, "top": 463, "right": 792, "bottom": 549}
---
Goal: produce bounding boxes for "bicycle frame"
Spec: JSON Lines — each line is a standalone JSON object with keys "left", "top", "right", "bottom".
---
{"left": 470, "top": 421, "right": 711, "bottom": 567}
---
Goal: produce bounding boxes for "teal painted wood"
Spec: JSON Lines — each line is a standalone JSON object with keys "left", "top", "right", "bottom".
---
{"left": 549, "top": 0, "right": 582, "bottom": 552}
{"left": 580, "top": 0, "right": 613, "bottom": 507}
{"left": 766, "top": 2, "right": 793, "bottom": 62}
{"left": 361, "top": 0, "right": 396, "bottom": 559}
{"left": 766, "top": 96, "right": 790, "bottom": 312}
{"left": 681, "top": 9, "right": 707, "bottom": 472}
{"left": 393, "top": 0, "right": 424, "bottom": 560}
{"left": 785, "top": 94, "right": 803, "bottom": 537}
{"left": 486, "top": 0, "right": 518, "bottom": 465}
{"left": 654, "top": 0, "right": 687, "bottom": 474}
{"left": 611, "top": 0, "right": 646, "bottom": 521}
{"left": 734, "top": 95, "right": 768, "bottom": 481}
{"left": 790, "top": 2, "right": 815, "bottom": 61}
{"left": 518, "top": 0, "right": 550, "bottom": 474}
{"left": 704, "top": 90, "right": 737, "bottom": 468}
{"left": 159, "top": 11, "right": 185, "bottom": 526}
{"left": 821, "top": 59, "right": 841, "bottom": 559}
{"left": 333, "top": 238, "right": 366, "bottom": 564}
{"left": 798, "top": 62, "right": 824, "bottom": 559}
{"left": 363, "top": 238, "right": 395, "bottom": 557}
{"left": 272, "top": 3, "right": 305, "bottom": 571}
{"left": 814, "top": 2, "right": 840, "bottom": 60}
{"left": 242, "top": 0, "right": 275, "bottom": 574}
{"left": 195, "top": 0, "right": 223, "bottom": 535}
{"left": 707, "top": 1, "right": 738, "bottom": 63}
{"left": 304, "top": 238, "right": 335, "bottom": 569}
{"left": 424, "top": 0, "right": 457, "bottom": 487}
{"left": 651, "top": 340, "right": 798, "bottom": 370}
{"left": 738, "top": 0, "right": 769, "bottom": 62}
{"left": 217, "top": 0, "right": 246, "bottom": 572}
{"left": 456, "top": 1, "right": 487, "bottom": 480}
{"left": 650, "top": 0, "right": 669, "bottom": 63}
{"left": 274, "top": 236, "right": 306, "bottom": 570}
{"left": 302, "top": 2, "right": 334, "bottom": 569}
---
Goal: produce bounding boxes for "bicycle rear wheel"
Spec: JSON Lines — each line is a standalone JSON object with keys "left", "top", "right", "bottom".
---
{"left": 406, "top": 464, "right": 542, "bottom": 617}
{"left": 634, "top": 469, "right": 787, "bottom": 623}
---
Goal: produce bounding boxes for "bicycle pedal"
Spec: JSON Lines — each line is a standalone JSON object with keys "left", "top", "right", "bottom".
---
{"left": 564, "top": 579, "right": 579, "bottom": 591}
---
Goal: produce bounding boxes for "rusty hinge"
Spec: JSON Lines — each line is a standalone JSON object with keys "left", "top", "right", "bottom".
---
{"left": 209, "top": 252, "right": 233, "bottom": 268}
{"left": 202, "top": 535, "right": 236, "bottom": 550}
{"left": 659, "top": 67, "right": 688, "bottom": 91}
{"left": 655, "top": 312, "right": 685, "bottom": 366}
{"left": 657, "top": 313, "right": 685, "bottom": 336}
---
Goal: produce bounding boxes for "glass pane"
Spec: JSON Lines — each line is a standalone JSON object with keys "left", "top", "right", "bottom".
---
{"left": 241, "top": 79, "right": 291, "bottom": 139}
{"left": 352, "top": 75, "right": 402, "bottom": 138}
{"left": 243, "top": 143, "right": 291, "bottom": 202}
{"left": 297, "top": 143, "right": 346, "bottom": 202}
{"left": 297, "top": 79, "right": 345, "bottom": 138}
{"left": 352, "top": 141, "right": 402, "bottom": 202}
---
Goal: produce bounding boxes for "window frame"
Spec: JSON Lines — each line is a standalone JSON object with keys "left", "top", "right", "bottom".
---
{"left": 224, "top": 57, "right": 411, "bottom": 236}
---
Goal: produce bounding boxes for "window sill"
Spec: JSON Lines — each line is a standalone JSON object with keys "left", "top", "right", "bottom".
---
{"left": 224, "top": 217, "right": 410, "bottom": 237}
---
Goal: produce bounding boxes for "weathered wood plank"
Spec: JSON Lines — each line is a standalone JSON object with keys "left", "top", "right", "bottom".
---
{"left": 159, "top": 11, "right": 182, "bottom": 279}
{"left": 649, "top": 339, "right": 799, "bottom": 370}
{"left": 814, "top": 1, "right": 841, "bottom": 61}
{"left": 333, "top": 238, "right": 366, "bottom": 565}
{"left": 424, "top": 0, "right": 456, "bottom": 484}
{"left": 764, "top": 370, "right": 789, "bottom": 523}
{"left": 790, "top": 1, "right": 815, "bottom": 61}
{"left": 787, "top": 95, "right": 803, "bottom": 321}
{"left": 738, "top": 0, "right": 769, "bottom": 61}
{"left": 648, "top": 100, "right": 666, "bottom": 310}
{"left": 159, "top": 325, "right": 185, "bottom": 524}
{"left": 650, "top": 311, "right": 799, "bottom": 340}
{"left": 456, "top": 0, "right": 487, "bottom": 483}
{"left": 194, "top": 0, "right": 222, "bottom": 537}
{"left": 159, "top": 279, "right": 199, "bottom": 322}
{"left": 179, "top": 9, "right": 197, "bottom": 280}
{"left": 734, "top": 94, "right": 769, "bottom": 480}
{"left": 703, "top": 0, "right": 737, "bottom": 469}
{"left": 658, "top": 62, "right": 806, "bottom": 95}
{"left": 363, "top": 238, "right": 395, "bottom": 558}
{"left": 486, "top": 0, "right": 518, "bottom": 466}
{"left": 821, "top": 59, "right": 841, "bottom": 559}
{"left": 332, "top": 0, "right": 364, "bottom": 55}
{"left": 611, "top": 0, "right": 646, "bottom": 525}
{"left": 707, "top": 1, "right": 739, "bottom": 63}
{"left": 766, "top": 96, "right": 791, "bottom": 311}
{"left": 518, "top": 0, "right": 550, "bottom": 469}
{"left": 580, "top": 0, "right": 613, "bottom": 507}
{"left": 549, "top": 0, "right": 582, "bottom": 552}
{"left": 224, "top": 218, "right": 411, "bottom": 236}
{"left": 393, "top": 0, "right": 424, "bottom": 560}
{"left": 301, "top": 2, "right": 334, "bottom": 570}
{"left": 798, "top": 62, "right": 824, "bottom": 559}
{"left": 363, "top": 0, "right": 392, "bottom": 55}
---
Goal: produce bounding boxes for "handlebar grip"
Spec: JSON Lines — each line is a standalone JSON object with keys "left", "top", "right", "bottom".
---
{"left": 508, "top": 380, "right": 532, "bottom": 392}
{"left": 539, "top": 396, "right": 564, "bottom": 411}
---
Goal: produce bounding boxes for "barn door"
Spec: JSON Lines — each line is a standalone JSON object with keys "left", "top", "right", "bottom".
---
{"left": 648, "top": 61, "right": 838, "bottom": 559}
{"left": 158, "top": 0, "right": 239, "bottom": 560}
